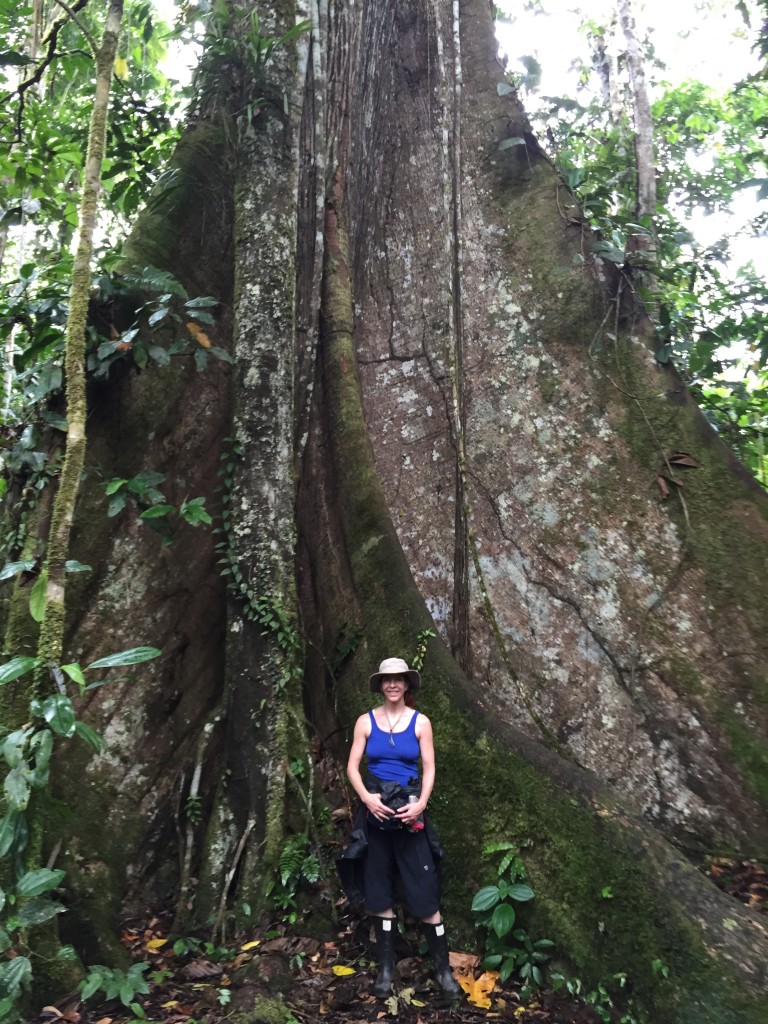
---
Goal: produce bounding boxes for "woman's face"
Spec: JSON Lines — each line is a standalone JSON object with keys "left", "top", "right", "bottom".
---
{"left": 380, "top": 674, "right": 407, "bottom": 702}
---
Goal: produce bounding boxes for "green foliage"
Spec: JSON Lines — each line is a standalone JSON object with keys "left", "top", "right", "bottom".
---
{"left": 266, "top": 833, "right": 321, "bottom": 925}
{"left": 411, "top": 628, "right": 437, "bottom": 672}
{"left": 171, "top": 935, "right": 236, "bottom": 962}
{"left": 471, "top": 842, "right": 551, "bottom": 992}
{"left": 328, "top": 621, "right": 363, "bottom": 676}
{"left": 104, "top": 471, "right": 212, "bottom": 542}
{"left": 86, "top": 264, "right": 231, "bottom": 380}
{"left": 189, "top": 5, "right": 311, "bottom": 132}
{"left": 0, "top": 644, "right": 160, "bottom": 1016}
{"left": 526, "top": 14, "right": 768, "bottom": 485}
{"left": 80, "top": 961, "right": 150, "bottom": 1009}
{"left": 551, "top": 971, "right": 640, "bottom": 1024}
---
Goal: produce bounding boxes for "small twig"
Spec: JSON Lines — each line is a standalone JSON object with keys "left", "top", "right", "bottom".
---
{"left": 45, "top": 838, "right": 63, "bottom": 870}
{"left": 53, "top": 0, "right": 99, "bottom": 55}
{"left": 213, "top": 818, "right": 255, "bottom": 943}
{"left": 6, "top": 0, "right": 92, "bottom": 133}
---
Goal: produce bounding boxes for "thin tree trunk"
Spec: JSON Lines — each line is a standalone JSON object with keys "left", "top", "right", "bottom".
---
{"left": 36, "top": 0, "right": 124, "bottom": 670}
{"left": 617, "top": 0, "right": 657, "bottom": 250}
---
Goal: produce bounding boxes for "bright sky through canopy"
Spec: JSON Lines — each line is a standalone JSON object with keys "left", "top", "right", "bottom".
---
{"left": 495, "top": 0, "right": 765, "bottom": 273}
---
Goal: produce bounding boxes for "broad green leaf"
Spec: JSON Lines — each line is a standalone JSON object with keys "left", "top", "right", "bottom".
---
{"left": 16, "top": 867, "right": 65, "bottom": 897}
{"left": 81, "top": 970, "right": 107, "bottom": 999}
{"left": 4, "top": 765, "right": 31, "bottom": 809}
{"left": 61, "top": 662, "right": 87, "bottom": 689}
{"left": 3, "top": 728, "right": 30, "bottom": 768}
{"left": 40, "top": 694, "right": 76, "bottom": 737}
{"left": 87, "top": 646, "right": 161, "bottom": 670}
{"left": 30, "top": 729, "right": 54, "bottom": 785}
{"left": 490, "top": 901, "right": 516, "bottom": 938}
{"left": 108, "top": 492, "right": 128, "bottom": 516}
{"left": 0, "top": 656, "right": 38, "bottom": 684}
{"left": 471, "top": 885, "right": 500, "bottom": 912}
{"left": 105, "top": 478, "right": 127, "bottom": 495}
{"left": 184, "top": 295, "right": 219, "bottom": 309}
{"left": 210, "top": 345, "right": 234, "bottom": 364}
{"left": 508, "top": 883, "right": 535, "bottom": 902}
{"left": 0, "top": 955, "right": 32, "bottom": 995}
{"left": 64, "top": 560, "right": 92, "bottom": 573}
{"left": 139, "top": 503, "right": 175, "bottom": 519}
{"left": 29, "top": 571, "right": 47, "bottom": 622}
{"left": 74, "top": 720, "right": 105, "bottom": 753}
{"left": 148, "top": 307, "right": 169, "bottom": 326}
{"left": 0, "top": 926, "right": 10, "bottom": 953}
{"left": 16, "top": 897, "right": 66, "bottom": 927}
{"left": 0, "top": 559, "right": 36, "bottom": 580}
{"left": 0, "top": 811, "right": 22, "bottom": 858}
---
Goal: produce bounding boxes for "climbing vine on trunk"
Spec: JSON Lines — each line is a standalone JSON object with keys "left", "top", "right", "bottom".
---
{"left": 35, "top": 0, "right": 124, "bottom": 675}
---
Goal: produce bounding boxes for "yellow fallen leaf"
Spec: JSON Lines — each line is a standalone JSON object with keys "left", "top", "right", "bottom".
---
{"left": 411, "top": 999, "right": 426, "bottom": 1007}
{"left": 241, "top": 940, "right": 261, "bottom": 951}
{"left": 161, "top": 1002, "right": 179, "bottom": 1009}
{"left": 332, "top": 965, "right": 356, "bottom": 976}
{"left": 145, "top": 937, "right": 168, "bottom": 951}
{"left": 114, "top": 56, "right": 129, "bottom": 79}
{"left": 187, "top": 322, "right": 211, "bottom": 348}
{"left": 457, "top": 970, "right": 499, "bottom": 1009}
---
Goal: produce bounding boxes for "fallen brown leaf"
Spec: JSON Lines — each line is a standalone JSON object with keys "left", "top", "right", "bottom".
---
{"left": 177, "top": 958, "right": 223, "bottom": 981}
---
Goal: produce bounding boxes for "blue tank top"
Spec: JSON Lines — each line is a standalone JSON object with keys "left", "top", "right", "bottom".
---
{"left": 366, "top": 710, "right": 420, "bottom": 785}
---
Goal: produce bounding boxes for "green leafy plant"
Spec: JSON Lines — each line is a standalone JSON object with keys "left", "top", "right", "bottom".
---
{"left": 266, "top": 833, "right": 321, "bottom": 925}
{"left": 412, "top": 629, "right": 437, "bottom": 672}
{"left": 171, "top": 935, "right": 236, "bottom": 962}
{"left": 552, "top": 971, "right": 640, "bottom": 1024}
{"left": 189, "top": 5, "right": 311, "bottom": 133}
{"left": 80, "top": 961, "right": 150, "bottom": 1009}
{"left": 0, "top": 644, "right": 160, "bottom": 1017}
{"left": 471, "top": 841, "right": 553, "bottom": 991}
{"left": 104, "top": 471, "right": 212, "bottom": 540}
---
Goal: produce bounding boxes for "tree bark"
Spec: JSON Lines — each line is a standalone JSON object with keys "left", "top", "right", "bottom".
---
{"left": 37, "top": 0, "right": 124, "bottom": 671}
{"left": 20, "top": 0, "right": 768, "bottom": 1018}
{"left": 617, "top": 0, "right": 656, "bottom": 222}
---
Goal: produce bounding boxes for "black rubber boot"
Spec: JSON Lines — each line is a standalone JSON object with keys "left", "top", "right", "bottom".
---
{"left": 372, "top": 916, "right": 396, "bottom": 998}
{"left": 422, "top": 921, "right": 461, "bottom": 998}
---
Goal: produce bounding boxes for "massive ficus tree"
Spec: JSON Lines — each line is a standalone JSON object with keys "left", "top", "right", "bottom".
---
{"left": 11, "top": 0, "right": 768, "bottom": 1018}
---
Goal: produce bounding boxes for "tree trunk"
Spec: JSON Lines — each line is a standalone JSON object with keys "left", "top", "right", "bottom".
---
{"left": 18, "top": 1, "right": 768, "bottom": 1018}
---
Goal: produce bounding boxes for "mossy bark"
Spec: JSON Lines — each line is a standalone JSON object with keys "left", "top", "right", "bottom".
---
{"left": 37, "top": 0, "right": 124, "bottom": 673}
{"left": 15, "top": 2, "right": 768, "bottom": 1019}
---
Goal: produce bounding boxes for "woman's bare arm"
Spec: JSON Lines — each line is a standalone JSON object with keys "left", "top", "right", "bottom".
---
{"left": 347, "top": 713, "right": 394, "bottom": 821}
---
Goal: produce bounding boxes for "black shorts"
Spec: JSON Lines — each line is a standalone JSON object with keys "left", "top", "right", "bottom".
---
{"left": 363, "top": 823, "right": 440, "bottom": 919}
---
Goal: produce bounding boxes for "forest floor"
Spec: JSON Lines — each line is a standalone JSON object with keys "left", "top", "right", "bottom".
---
{"left": 32, "top": 859, "right": 766, "bottom": 1024}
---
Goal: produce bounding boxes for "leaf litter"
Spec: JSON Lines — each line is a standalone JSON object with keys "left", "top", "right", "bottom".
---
{"left": 31, "top": 864, "right": 764, "bottom": 1024}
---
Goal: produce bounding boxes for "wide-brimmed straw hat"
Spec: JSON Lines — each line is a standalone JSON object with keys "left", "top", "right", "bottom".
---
{"left": 368, "top": 657, "right": 421, "bottom": 693}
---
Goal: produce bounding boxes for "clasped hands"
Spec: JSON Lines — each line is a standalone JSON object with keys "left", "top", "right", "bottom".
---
{"left": 364, "top": 792, "right": 426, "bottom": 825}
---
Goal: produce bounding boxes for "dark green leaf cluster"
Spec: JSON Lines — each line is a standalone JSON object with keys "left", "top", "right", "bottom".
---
{"left": 470, "top": 841, "right": 550, "bottom": 991}
{"left": 188, "top": 5, "right": 310, "bottom": 132}
{"left": 104, "top": 469, "right": 212, "bottom": 542}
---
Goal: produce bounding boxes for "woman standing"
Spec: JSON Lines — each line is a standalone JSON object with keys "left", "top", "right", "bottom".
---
{"left": 343, "top": 657, "right": 461, "bottom": 999}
